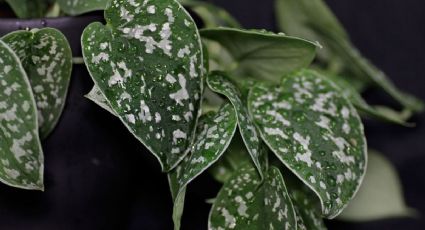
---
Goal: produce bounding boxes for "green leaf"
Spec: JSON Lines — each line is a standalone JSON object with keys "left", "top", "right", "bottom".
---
{"left": 319, "top": 71, "right": 412, "bottom": 126}
{"left": 85, "top": 85, "right": 118, "bottom": 116}
{"left": 181, "top": 0, "right": 241, "bottom": 28}
{"left": 207, "top": 71, "right": 266, "bottom": 179}
{"left": 2, "top": 28, "right": 73, "bottom": 139}
{"left": 168, "top": 103, "right": 237, "bottom": 229}
{"left": 291, "top": 186, "right": 327, "bottom": 230}
{"left": 82, "top": 0, "right": 204, "bottom": 171}
{"left": 248, "top": 69, "right": 367, "bottom": 218}
{"left": 57, "top": 0, "right": 110, "bottom": 16}
{"left": 275, "top": 0, "right": 424, "bottom": 112}
{"left": 5, "top": 0, "right": 48, "bottom": 18}
{"left": 338, "top": 150, "right": 417, "bottom": 221}
{"left": 209, "top": 164, "right": 297, "bottom": 229}
{"left": 0, "top": 40, "right": 44, "bottom": 190}
{"left": 201, "top": 28, "right": 318, "bottom": 83}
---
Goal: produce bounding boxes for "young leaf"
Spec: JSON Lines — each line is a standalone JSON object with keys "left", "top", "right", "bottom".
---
{"left": 338, "top": 150, "right": 416, "bottom": 221}
{"left": 5, "top": 0, "right": 48, "bottom": 18}
{"left": 275, "top": 0, "right": 424, "bottom": 112}
{"left": 85, "top": 85, "right": 118, "bottom": 116}
{"left": 168, "top": 102, "right": 237, "bottom": 230}
{"left": 81, "top": 0, "right": 204, "bottom": 171}
{"left": 209, "top": 164, "right": 297, "bottom": 230}
{"left": 201, "top": 28, "right": 318, "bottom": 83}
{"left": 2, "top": 28, "right": 73, "bottom": 139}
{"left": 207, "top": 71, "right": 265, "bottom": 179}
{"left": 248, "top": 69, "right": 367, "bottom": 218}
{"left": 0, "top": 40, "right": 44, "bottom": 190}
{"left": 57, "top": 0, "right": 110, "bottom": 16}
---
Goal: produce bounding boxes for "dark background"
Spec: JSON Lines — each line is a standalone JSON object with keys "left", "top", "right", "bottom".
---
{"left": 0, "top": 0, "right": 424, "bottom": 229}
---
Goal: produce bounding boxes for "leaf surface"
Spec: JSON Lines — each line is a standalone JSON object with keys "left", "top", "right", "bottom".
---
{"left": 2, "top": 28, "right": 73, "bottom": 139}
{"left": 201, "top": 28, "right": 317, "bottom": 83}
{"left": 0, "top": 40, "right": 44, "bottom": 190}
{"left": 82, "top": 0, "right": 204, "bottom": 171}
{"left": 248, "top": 69, "right": 367, "bottom": 218}
{"left": 209, "top": 165, "right": 297, "bottom": 230}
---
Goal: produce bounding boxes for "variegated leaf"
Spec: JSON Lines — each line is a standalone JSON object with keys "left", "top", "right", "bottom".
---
{"left": 248, "top": 69, "right": 367, "bottom": 218}
{"left": 200, "top": 28, "right": 318, "bottom": 83}
{"left": 82, "top": 0, "right": 204, "bottom": 171}
{"left": 207, "top": 71, "right": 265, "bottom": 179}
{"left": 168, "top": 102, "right": 237, "bottom": 230}
{"left": 0, "top": 40, "right": 44, "bottom": 190}
{"left": 209, "top": 165, "right": 296, "bottom": 230}
{"left": 57, "top": 0, "right": 110, "bottom": 16}
{"left": 2, "top": 28, "right": 73, "bottom": 139}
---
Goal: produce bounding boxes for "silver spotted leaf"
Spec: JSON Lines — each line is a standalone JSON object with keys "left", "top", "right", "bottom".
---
{"left": 82, "top": 0, "right": 204, "bottom": 171}
{"left": 209, "top": 165, "right": 297, "bottom": 230}
{"left": 2, "top": 28, "right": 73, "bottom": 139}
{"left": 5, "top": 0, "right": 48, "bottom": 18}
{"left": 168, "top": 102, "right": 237, "bottom": 230}
{"left": 85, "top": 85, "right": 118, "bottom": 116}
{"left": 207, "top": 71, "right": 265, "bottom": 179}
{"left": 0, "top": 40, "right": 44, "bottom": 190}
{"left": 248, "top": 69, "right": 367, "bottom": 218}
{"left": 200, "top": 28, "right": 318, "bottom": 83}
{"left": 57, "top": 0, "right": 110, "bottom": 15}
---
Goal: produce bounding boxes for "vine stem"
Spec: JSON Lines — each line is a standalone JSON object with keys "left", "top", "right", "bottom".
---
{"left": 72, "top": 57, "right": 84, "bottom": 65}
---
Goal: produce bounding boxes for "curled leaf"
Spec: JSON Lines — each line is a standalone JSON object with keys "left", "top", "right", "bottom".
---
{"left": 168, "top": 103, "right": 237, "bottom": 229}
{"left": 207, "top": 71, "right": 266, "bottom": 179}
{"left": 0, "top": 40, "right": 44, "bottom": 190}
{"left": 2, "top": 28, "right": 73, "bottom": 139}
{"left": 248, "top": 69, "right": 367, "bottom": 218}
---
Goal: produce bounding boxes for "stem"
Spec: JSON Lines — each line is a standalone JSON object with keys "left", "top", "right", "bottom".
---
{"left": 72, "top": 57, "right": 84, "bottom": 65}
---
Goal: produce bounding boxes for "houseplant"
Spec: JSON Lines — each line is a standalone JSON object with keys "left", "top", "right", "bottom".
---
{"left": 0, "top": 0, "right": 421, "bottom": 229}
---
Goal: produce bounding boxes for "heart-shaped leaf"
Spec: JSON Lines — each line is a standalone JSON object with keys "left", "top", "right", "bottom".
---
{"left": 207, "top": 71, "right": 265, "bottom": 179}
{"left": 338, "top": 150, "right": 416, "bottom": 221}
{"left": 5, "top": 0, "right": 48, "bottom": 18}
{"left": 248, "top": 69, "right": 367, "bottom": 218}
{"left": 276, "top": 0, "right": 423, "bottom": 112}
{"left": 57, "top": 0, "right": 110, "bottom": 16}
{"left": 168, "top": 102, "right": 237, "bottom": 229}
{"left": 209, "top": 164, "right": 297, "bottom": 230}
{"left": 2, "top": 28, "right": 73, "bottom": 139}
{"left": 0, "top": 40, "right": 44, "bottom": 190}
{"left": 82, "top": 0, "right": 204, "bottom": 171}
{"left": 200, "top": 28, "right": 318, "bottom": 83}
